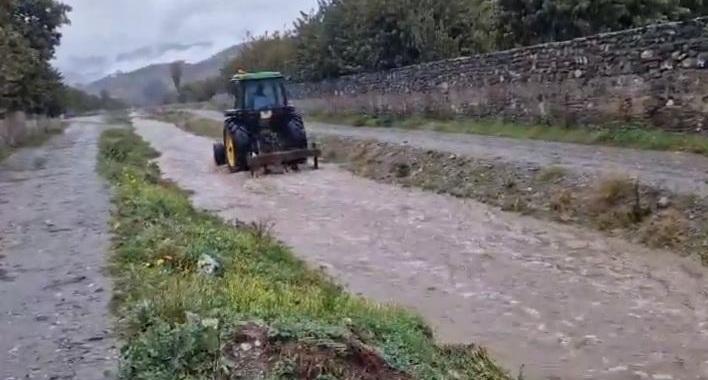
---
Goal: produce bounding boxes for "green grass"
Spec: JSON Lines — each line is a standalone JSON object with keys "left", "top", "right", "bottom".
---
{"left": 310, "top": 112, "right": 708, "bottom": 155}
{"left": 152, "top": 110, "right": 222, "bottom": 139}
{"left": 98, "top": 127, "right": 509, "bottom": 379}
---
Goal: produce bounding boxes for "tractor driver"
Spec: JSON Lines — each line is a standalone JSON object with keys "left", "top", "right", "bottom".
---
{"left": 252, "top": 83, "right": 272, "bottom": 110}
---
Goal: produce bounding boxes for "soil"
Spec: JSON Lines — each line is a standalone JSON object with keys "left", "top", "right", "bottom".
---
{"left": 220, "top": 323, "right": 411, "bottom": 380}
{"left": 0, "top": 117, "right": 116, "bottom": 379}
{"left": 135, "top": 117, "right": 708, "bottom": 380}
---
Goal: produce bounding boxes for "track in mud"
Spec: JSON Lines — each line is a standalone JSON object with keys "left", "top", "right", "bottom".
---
{"left": 135, "top": 117, "right": 708, "bottom": 380}
{"left": 0, "top": 118, "right": 116, "bottom": 379}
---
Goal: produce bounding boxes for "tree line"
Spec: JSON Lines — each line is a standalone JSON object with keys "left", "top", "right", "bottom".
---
{"left": 1, "top": 0, "right": 123, "bottom": 116}
{"left": 228, "top": 0, "right": 708, "bottom": 82}
{"left": 172, "top": 0, "right": 708, "bottom": 104}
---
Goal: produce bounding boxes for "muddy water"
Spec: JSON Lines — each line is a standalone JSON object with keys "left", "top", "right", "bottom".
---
{"left": 190, "top": 109, "right": 708, "bottom": 197}
{"left": 135, "top": 118, "right": 708, "bottom": 380}
{"left": 0, "top": 118, "right": 116, "bottom": 379}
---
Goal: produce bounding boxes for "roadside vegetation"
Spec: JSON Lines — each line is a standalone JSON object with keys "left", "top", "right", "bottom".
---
{"left": 98, "top": 126, "right": 509, "bottom": 379}
{"left": 310, "top": 113, "right": 708, "bottom": 156}
{"left": 152, "top": 109, "right": 222, "bottom": 139}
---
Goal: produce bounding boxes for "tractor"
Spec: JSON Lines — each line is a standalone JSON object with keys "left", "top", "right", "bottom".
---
{"left": 213, "top": 71, "right": 319, "bottom": 174}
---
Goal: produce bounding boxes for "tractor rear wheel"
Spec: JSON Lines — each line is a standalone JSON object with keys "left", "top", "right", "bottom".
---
{"left": 224, "top": 127, "right": 249, "bottom": 173}
{"left": 284, "top": 115, "right": 308, "bottom": 150}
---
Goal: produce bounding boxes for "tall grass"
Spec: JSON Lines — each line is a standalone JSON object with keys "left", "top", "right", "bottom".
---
{"left": 98, "top": 128, "right": 509, "bottom": 379}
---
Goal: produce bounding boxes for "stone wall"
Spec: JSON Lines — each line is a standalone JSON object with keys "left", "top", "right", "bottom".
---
{"left": 290, "top": 18, "right": 708, "bottom": 132}
{"left": 0, "top": 112, "right": 63, "bottom": 151}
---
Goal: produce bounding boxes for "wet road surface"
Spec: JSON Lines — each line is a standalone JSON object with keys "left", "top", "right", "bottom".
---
{"left": 135, "top": 117, "right": 708, "bottom": 380}
{"left": 190, "top": 109, "right": 708, "bottom": 197}
{"left": 0, "top": 118, "right": 116, "bottom": 379}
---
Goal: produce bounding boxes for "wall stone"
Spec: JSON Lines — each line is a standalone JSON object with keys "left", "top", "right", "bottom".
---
{"left": 290, "top": 17, "right": 708, "bottom": 132}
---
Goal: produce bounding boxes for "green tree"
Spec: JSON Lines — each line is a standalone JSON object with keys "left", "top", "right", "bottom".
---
{"left": 291, "top": 0, "right": 496, "bottom": 80}
{"left": 170, "top": 60, "right": 184, "bottom": 99}
{"left": 495, "top": 0, "right": 702, "bottom": 48}
{"left": 1, "top": 0, "right": 71, "bottom": 115}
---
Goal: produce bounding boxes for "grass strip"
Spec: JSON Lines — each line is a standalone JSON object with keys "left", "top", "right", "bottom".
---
{"left": 310, "top": 112, "right": 708, "bottom": 156}
{"left": 98, "top": 127, "right": 509, "bottom": 379}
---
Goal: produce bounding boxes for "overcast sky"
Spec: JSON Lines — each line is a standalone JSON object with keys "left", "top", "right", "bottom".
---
{"left": 55, "top": 0, "right": 319, "bottom": 84}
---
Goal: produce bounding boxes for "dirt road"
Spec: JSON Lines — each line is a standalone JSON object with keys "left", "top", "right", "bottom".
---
{"left": 0, "top": 118, "right": 116, "bottom": 379}
{"left": 135, "top": 117, "right": 708, "bottom": 380}
{"left": 190, "top": 109, "right": 708, "bottom": 197}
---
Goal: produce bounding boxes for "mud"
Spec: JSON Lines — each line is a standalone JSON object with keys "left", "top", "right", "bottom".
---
{"left": 0, "top": 117, "right": 116, "bottom": 379}
{"left": 189, "top": 109, "right": 708, "bottom": 197}
{"left": 135, "top": 117, "right": 708, "bottom": 380}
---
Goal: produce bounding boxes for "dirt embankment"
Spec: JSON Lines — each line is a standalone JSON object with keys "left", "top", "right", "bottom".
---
{"left": 134, "top": 117, "right": 708, "bottom": 380}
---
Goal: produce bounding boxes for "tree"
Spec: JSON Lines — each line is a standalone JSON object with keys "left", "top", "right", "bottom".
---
{"left": 170, "top": 61, "right": 184, "bottom": 96}
{"left": 1, "top": 0, "right": 71, "bottom": 115}
{"left": 221, "top": 31, "right": 297, "bottom": 79}
{"left": 290, "top": 0, "right": 497, "bottom": 81}
{"left": 495, "top": 0, "right": 700, "bottom": 48}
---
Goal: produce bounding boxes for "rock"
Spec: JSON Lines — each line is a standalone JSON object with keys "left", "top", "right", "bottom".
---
{"left": 681, "top": 58, "right": 697, "bottom": 68}
{"left": 239, "top": 342, "right": 253, "bottom": 352}
{"left": 197, "top": 254, "right": 220, "bottom": 276}
{"left": 657, "top": 196, "right": 671, "bottom": 209}
{"left": 641, "top": 50, "right": 654, "bottom": 60}
{"left": 698, "top": 52, "right": 708, "bottom": 68}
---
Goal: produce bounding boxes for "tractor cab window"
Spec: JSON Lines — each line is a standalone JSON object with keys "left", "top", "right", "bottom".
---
{"left": 243, "top": 79, "right": 286, "bottom": 110}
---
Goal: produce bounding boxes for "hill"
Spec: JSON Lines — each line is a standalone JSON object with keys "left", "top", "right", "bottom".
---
{"left": 84, "top": 44, "right": 241, "bottom": 106}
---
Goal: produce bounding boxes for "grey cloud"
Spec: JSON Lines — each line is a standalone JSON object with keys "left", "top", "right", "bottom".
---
{"left": 68, "top": 55, "right": 108, "bottom": 67}
{"left": 115, "top": 42, "right": 213, "bottom": 62}
{"left": 55, "top": 0, "right": 319, "bottom": 83}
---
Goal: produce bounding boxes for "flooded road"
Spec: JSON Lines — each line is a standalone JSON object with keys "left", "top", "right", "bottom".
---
{"left": 191, "top": 109, "right": 708, "bottom": 197}
{"left": 135, "top": 117, "right": 708, "bottom": 380}
{"left": 0, "top": 118, "right": 116, "bottom": 379}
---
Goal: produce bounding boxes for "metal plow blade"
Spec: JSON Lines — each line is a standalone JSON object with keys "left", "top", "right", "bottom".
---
{"left": 247, "top": 144, "right": 321, "bottom": 176}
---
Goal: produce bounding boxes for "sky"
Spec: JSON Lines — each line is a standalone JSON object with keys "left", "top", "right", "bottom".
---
{"left": 54, "top": 0, "right": 319, "bottom": 84}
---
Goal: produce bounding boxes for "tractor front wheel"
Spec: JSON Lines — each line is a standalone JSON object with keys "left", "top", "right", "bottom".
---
{"left": 213, "top": 143, "right": 226, "bottom": 166}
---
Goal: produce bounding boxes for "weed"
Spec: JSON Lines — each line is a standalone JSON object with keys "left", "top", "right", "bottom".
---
{"left": 537, "top": 166, "right": 567, "bottom": 182}
{"left": 594, "top": 176, "right": 636, "bottom": 206}
{"left": 550, "top": 188, "right": 575, "bottom": 221}
{"left": 640, "top": 209, "right": 690, "bottom": 248}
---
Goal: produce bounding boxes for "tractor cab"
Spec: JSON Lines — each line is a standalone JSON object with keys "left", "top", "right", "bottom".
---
{"left": 226, "top": 72, "right": 293, "bottom": 130}
{"left": 229, "top": 72, "right": 288, "bottom": 113}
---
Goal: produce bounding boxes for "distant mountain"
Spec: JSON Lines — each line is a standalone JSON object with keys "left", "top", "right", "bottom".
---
{"left": 84, "top": 44, "right": 241, "bottom": 106}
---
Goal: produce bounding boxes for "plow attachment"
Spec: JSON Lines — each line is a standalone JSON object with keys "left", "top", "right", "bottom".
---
{"left": 247, "top": 144, "right": 321, "bottom": 176}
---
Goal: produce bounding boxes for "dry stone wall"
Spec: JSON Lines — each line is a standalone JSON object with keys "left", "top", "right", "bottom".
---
{"left": 290, "top": 18, "right": 708, "bottom": 132}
